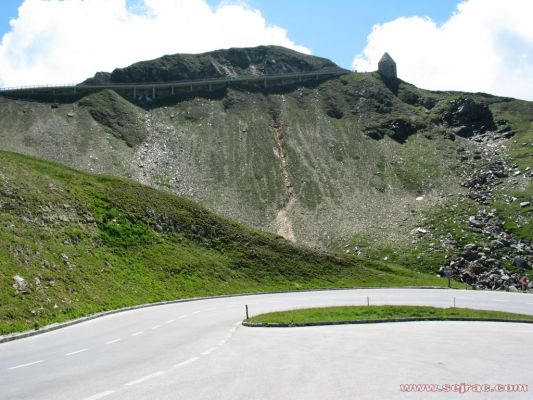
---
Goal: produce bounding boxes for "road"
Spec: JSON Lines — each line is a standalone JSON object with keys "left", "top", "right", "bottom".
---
{"left": 1, "top": 288, "right": 532, "bottom": 400}
{"left": 0, "top": 67, "right": 348, "bottom": 94}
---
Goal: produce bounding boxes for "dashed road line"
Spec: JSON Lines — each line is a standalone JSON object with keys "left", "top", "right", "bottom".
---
{"left": 217, "top": 339, "right": 227, "bottom": 346}
{"left": 527, "top": 302, "right": 533, "bottom": 305}
{"left": 131, "top": 331, "right": 144, "bottom": 337}
{"left": 82, "top": 390, "right": 115, "bottom": 400}
{"left": 165, "top": 319, "right": 175, "bottom": 324}
{"left": 202, "top": 347, "right": 217, "bottom": 355}
{"left": 191, "top": 311, "right": 201, "bottom": 315}
{"left": 206, "top": 307, "right": 218, "bottom": 311}
{"left": 105, "top": 339, "right": 121, "bottom": 345}
{"left": 493, "top": 300, "right": 508, "bottom": 303}
{"left": 124, "top": 371, "right": 165, "bottom": 386}
{"left": 65, "top": 348, "right": 88, "bottom": 356}
{"left": 150, "top": 324, "right": 162, "bottom": 330}
{"left": 178, "top": 315, "right": 187, "bottom": 319}
{"left": 8, "top": 360, "right": 44, "bottom": 370}
{"left": 174, "top": 357, "right": 199, "bottom": 368}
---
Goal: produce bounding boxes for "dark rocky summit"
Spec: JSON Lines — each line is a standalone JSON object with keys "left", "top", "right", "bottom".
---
{"left": 83, "top": 46, "right": 341, "bottom": 84}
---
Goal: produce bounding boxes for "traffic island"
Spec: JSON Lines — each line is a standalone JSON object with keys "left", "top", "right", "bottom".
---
{"left": 243, "top": 305, "right": 533, "bottom": 327}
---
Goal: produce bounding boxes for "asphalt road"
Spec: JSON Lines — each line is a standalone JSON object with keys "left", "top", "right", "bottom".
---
{"left": 1, "top": 288, "right": 532, "bottom": 400}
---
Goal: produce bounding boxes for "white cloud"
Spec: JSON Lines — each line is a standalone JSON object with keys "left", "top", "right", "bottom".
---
{"left": 0, "top": 0, "right": 309, "bottom": 87}
{"left": 353, "top": 0, "right": 533, "bottom": 101}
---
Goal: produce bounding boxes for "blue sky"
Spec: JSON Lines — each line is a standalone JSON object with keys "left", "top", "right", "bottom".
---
{"left": 0, "top": 0, "right": 532, "bottom": 100}
{"left": 0, "top": 0, "right": 459, "bottom": 69}
{"left": 238, "top": 0, "right": 459, "bottom": 68}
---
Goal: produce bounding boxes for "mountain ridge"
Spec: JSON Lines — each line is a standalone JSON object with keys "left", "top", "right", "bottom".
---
{"left": 83, "top": 45, "right": 342, "bottom": 85}
{"left": 0, "top": 45, "right": 531, "bottom": 292}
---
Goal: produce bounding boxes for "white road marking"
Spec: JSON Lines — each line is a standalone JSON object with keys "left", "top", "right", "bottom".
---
{"left": 65, "top": 348, "right": 88, "bottom": 356}
{"left": 527, "top": 302, "right": 533, "bottom": 305}
{"left": 131, "top": 331, "right": 144, "bottom": 337}
{"left": 165, "top": 319, "right": 175, "bottom": 324}
{"left": 124, "top": 371, "right": 165, "bottom": 386}
{"left": 202, "top": 347, "right": 217, "bottom": 355}
{"left": 105, "top": 339, "right": 121, "bottom": 345}
{"left": 206, "top": 307, "right": 217, "bottom": 311}
{"left": 235, "top": 321, "right": 241, "bottom": 327}
{"left": 82, "top": 390, "right": 115, "bottom": 400}
{"left": 191, "top": 311, "right": 201, "bottom": 315}
{"left": 174, "top": 357, "right": 199, "bottom": 368}
{"left": 493, "top": 300, "right": 508, "bottom": 302}
{"left": 151, "top": 324, "right": 162, "bottom": 330}
{"left": 178, "top": 315, "right": 187, "bottom": 319}
{"left": 8, "top": 360, "right": 44, "bottom": 370}
{"left": 217, "top": 339, "right": 227, "bottom": 346}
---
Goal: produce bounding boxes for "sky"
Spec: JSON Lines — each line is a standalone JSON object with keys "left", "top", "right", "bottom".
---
{"left": 0, "top": 0, "right": 532, "bottom": 100}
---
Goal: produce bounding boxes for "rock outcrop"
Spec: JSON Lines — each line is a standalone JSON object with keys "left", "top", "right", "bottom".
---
{"left": 439, "top": 97, "right": 496, "bottom": 138}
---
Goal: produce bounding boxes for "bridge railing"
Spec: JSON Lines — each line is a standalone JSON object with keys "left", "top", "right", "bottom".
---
{"left": 0, "top": 67, "right": 349, "bottom": 93}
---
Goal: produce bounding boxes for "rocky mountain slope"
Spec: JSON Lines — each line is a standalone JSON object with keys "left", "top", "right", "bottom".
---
{"left": 0, "top": 151, "right": 449, "bottom": 335}
{"left": 83, "top": 45, "right": 339, "bottom": 84}
{"left": 0, "top": 46, "right": 531, "bottom": 290}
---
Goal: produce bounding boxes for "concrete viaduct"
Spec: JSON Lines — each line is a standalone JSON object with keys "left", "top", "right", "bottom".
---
{"left": 0, "top": 67, "right": 349, "bottom": 100}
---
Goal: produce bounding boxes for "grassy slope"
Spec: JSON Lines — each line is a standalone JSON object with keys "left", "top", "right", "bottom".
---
{"left": 0, "top": 151, "right": 453, "bottom": 334}
{"left": 246, "top": 305, "right": 533, "bottom": 325}
{"left": 0, "top": 73, "right": 484, "bottom": 250}
{"left": 0, "top": 72, "right": 530, "bottom": 271}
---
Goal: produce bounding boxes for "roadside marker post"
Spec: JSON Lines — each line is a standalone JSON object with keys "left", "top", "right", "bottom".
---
{"left": 367, "top": 296, "right": 370, "bottom": 307}
{"left": 245, "top": 304, "right": 249, "bottom": 319}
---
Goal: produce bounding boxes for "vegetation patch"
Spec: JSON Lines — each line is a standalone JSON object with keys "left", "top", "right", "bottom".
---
{"left": 79, "top": 90, "right": 145, "bottom": 147}
{"left": 0, "top": 151, "right": 454, "bottom": 335}
{"left": 245, "top": 305, "right": 533, "bottom": 326}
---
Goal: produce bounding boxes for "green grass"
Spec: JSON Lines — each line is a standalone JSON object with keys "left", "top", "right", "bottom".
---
{"left": 246, "top": 305, "right": 533, "bottom": 325}
{"left": 1, "top": 69, "right": 531, "bottom": 308}
{"left": 0, "top": 151, "right": 454, "bottom": 335}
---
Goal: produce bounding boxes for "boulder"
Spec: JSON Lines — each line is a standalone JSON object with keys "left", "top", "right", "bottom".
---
{"left": 13, "top": 275, "right": 30, "bottom": 294}
{"left": 468, "top": 216, "right": 483, "bottom": 228}
{"left": 461, "top": 249, "right": 481, "bottom": 261}
{"left": 513, "top": 256, "right": 530, "bottom": 270}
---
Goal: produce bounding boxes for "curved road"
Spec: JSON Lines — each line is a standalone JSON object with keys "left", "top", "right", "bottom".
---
{"left": 1, "top": 289, "right": 532, "bottom": 400}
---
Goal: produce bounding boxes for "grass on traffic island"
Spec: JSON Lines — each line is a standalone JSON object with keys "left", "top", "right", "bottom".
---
{"left": 244, "top": 305, "right": 533, "bottom": 327}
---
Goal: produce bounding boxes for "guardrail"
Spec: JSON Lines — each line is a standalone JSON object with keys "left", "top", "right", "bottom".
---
{"left": 0, "top": 68, "right": 350, "bottom": 93}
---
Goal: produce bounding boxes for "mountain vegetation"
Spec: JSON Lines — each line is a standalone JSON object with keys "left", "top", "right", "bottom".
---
{"left": 0, "top": 46, "right": 531, "bottom": 333}
{"left": 0, "top": 151, "right": 451, "bottom": 334}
